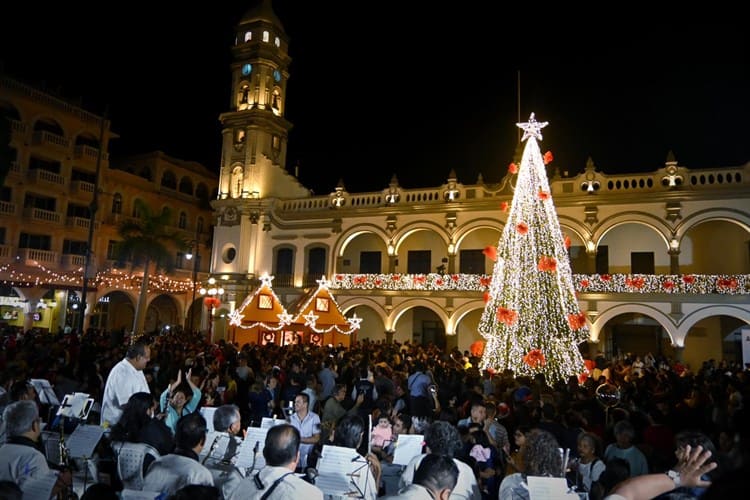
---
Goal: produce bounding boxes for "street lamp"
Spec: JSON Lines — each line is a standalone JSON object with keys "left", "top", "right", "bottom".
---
{"left": 200, "top": 277, "right": 224, "bottom": 343}
{"left": 185, "top": 240, "right": 199, "bottom": 332}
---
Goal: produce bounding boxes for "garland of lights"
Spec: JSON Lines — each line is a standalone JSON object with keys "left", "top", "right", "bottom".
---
{"left": 328, "top": 273, "right": 750, "bottom": 294}
{"left": 2, "top": 265, "right": 747, "bottom": 296}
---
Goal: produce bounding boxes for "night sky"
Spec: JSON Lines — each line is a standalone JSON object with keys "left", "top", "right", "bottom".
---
{"left": 1, "top": 4, "right": 747, "bottom": 195}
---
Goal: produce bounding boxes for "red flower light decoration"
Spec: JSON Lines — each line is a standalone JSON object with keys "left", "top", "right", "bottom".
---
{"left": 543, "top": 151, "right": 554, "bottom": 165}
{"left": 537, "top": 256, "right": 558, "bottom": 272}
{"left": 508, "top": 163, "right": 518, "bottom": 174}
{"left": 335, "top": 274, "right": 344, "bottom": 281}
{"left": 203, "top": 297, "right": 221, "bottom": 309}
{"left": 413, "top": 276, "right": 426, "bottom": 285}
{"left": 538, "top": 190, "right": 550, "bottom": 200}
{"left": 516, "top": 222, "right": 529, "bottom": 235}
{"left": 683, "top": 275, "right": 695, "bottom": 285}
{"left": 483, "top": 246, "right": 498, "bottom": 262}
{"left": 663, "top": 280, "right": 675, "bottom": 291}
{"left": 483, "top": 291, "right": 490, "bottom": 303}
{"left": 451, "top": 274, "right": 459, "bottom": 282}
{"left": 496, "top": 307, "right": 518, "bottom": 326}
{"left": 374, "top": 279, "right": 382, "bottom": 286}
{"left": 392, "top": 275, "right": 401, "bottom": 281}
{"left": 580, "top": 279, "right": 590, "bottom": 288}
{"left": 435, "top": 278, "right": 444, "bottom": 286}
{"left": 500, "top": 201, "right": 509, "bottom": 212}
{"left": 523, "top": 349, "right": 546, "bottom": 369}
{"left": 479, "top": 277, "right": 491, "bottom": 288}
{"left": 353, "top": 275, "right": 367, "bottom": 285}
{"left": 600, "top": 274, "right": 612, "bottom": 281}
{"left": 470, "top": 340, "right": 485, "bottom": 357}
{"left": 567, "top": 312, "right": 587, "bottom": 330}
{"left": 564, "top": 235, "right": 572, "bottom": 249}
{"left": 625, "top": 277, "right": 645, "bottom": 289}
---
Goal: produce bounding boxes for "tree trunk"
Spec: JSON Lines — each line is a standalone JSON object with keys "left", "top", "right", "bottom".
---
{"left": 131, "top": 259, "right": 151, "bottom": 337}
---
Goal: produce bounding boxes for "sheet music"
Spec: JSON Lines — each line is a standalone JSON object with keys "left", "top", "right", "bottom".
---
{"left": 317, "top": 445, "right": 360, "bottom": 498}
{"left": 66, "top": 424, "right": 105, "bottom": 458}
{"left": 392, "top": 434, "right": 424, "bottom": 466}
{"left": 30, "top": 379, "right": 59, "bottom": 406}
{"left": 260, "top": 417, "right": 287, "bottom": 429}
{"left": 236, "top": 427, "right": 269, "bottom": 470}
{"left": 200, "top": 407, "right": 218, "bottom": 432}
{"left": 57, "top": 392, "right": 93, "bottom": 419}
{"left": 19, "top": 471, "right": 58, "bottom": 500}
{"left": 120, "top": 489, "right": 161, "bottom": 500}
{"left": 527, "top": 476, "right": 579, "bottom": 500}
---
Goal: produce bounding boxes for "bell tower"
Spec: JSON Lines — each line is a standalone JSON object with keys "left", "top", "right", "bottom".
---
{"left": 211, "top": 0, "right": 310, "bottom": 299}
{"left": 217, "top": 0, "right": 309, "bottom": 202}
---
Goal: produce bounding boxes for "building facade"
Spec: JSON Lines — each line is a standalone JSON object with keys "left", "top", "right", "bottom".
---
{"left": 209, "top": 2, "right": 750, "bottom": 370}
{"left": 0, "top": 76, "right": 218, "bottom": 336}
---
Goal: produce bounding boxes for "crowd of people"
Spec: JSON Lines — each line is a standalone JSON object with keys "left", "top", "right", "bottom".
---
{"left": 0, "top": 325, "right": 748, "bottom": 499}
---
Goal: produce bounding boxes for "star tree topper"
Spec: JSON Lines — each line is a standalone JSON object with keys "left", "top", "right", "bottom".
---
{"left": 517, "top": 112, "right": 549, "bottom": 142}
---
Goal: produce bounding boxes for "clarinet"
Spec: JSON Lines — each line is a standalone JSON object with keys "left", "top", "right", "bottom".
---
{"left": 57, "top": 417, "right": 78, "bottom": 500}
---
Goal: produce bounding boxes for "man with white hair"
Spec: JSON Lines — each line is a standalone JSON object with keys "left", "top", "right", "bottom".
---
{"left": 0, "top": 400, "right": 71, "bottom": 493}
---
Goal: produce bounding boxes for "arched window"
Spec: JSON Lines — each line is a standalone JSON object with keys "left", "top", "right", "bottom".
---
{"left": 262, "top": 31, "right": 269, "bottom": 42}
{"left": 179, "top": 176, "right": 193, "bottom": 195}
{"left": 132, "top": 199, "right": 143, "bottom": 218}
{"left": 274, "top": 36, "right": 280, "bottom": 47}
{"left": 231, "top": 166, "right": 244, "bottom": 198}
{"left": 244, "top": 31, "right": 252, "bottom": 42}
{"left": 112, "top": 193, "right": 122, "bottom": 214}
{"left": 161, "top": 170, "right": 177, "bottom": 189}
{"left": 178, "top": 211, "right": 187, "bottom": 229}
{"left": 271, "top": 88, "right": 282, "bottom": 116}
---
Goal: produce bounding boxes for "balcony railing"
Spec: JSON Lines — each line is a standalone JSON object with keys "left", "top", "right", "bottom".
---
{"left": 23, "top": 207, "right": 62, "bottom": 224}
{"left": 28, "top": 168, "right": 65, "bottom": 185}
{"left": 66, "top": 216, "right": 98, "bottom": 230}
{"left": 71, "top": 180, "right": 95, "bottom": 195}
{"left": 60, "top": 254, "right": 85, "bottom": 270}
{"left": 31, "top": 130, "right": 70, "bottom": 150}
{"left": 0, "top": 200, "right": 16, "bottom": 216}
{"left": 17, "top": 248, "right": 57, "bottom": 266}
{"left": 74, "top": 144, "right": 108, "bottom": 162}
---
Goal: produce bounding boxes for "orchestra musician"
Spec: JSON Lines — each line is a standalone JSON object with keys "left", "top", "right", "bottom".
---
{"left": 202, "top": 404, "right": 244, "bottom": 498}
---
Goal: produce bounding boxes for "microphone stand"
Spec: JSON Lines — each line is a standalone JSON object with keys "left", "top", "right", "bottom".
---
{"left": 202, "top": 435, "right": 221, "bottom": 465}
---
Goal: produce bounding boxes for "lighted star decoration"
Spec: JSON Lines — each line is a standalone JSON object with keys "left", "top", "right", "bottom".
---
{"left": 259, "top": 274, "right": 275, "bottom": 287}
{"left": 303, "top": 311, "right": 319, "bottom": 327}
{"left": 228, "top": 309, "right": 244, "bottom": 326}
{"left": 347, "top": 313, "right": 363, "bottom": 330}
{"left": 516, "top": 112, "right": 549, "bottom": 142}
{"left": 316, "top": 275, "right": 331, "bottom": 289}
{"left": 277, "top": 312, "right": 294, "bottom": 326}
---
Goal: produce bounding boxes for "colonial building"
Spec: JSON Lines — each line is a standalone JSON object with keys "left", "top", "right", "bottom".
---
{"left": 0, "top": 75, "right": 218, "bottom": 335}
{"left": 209, "top": 1, "right": 750, "bottom": 370}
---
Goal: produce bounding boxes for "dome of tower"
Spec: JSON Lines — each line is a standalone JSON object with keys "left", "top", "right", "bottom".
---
{"left": 239, "top": 0, "right": 284, "bottom": 30}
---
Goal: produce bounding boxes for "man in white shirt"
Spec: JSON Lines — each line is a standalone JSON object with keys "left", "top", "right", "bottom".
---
{"left": 288, "top": 392, "right": 320, "bottom": 470}
{"left": 100, "top": 339, "right": 151, "bottom": 427}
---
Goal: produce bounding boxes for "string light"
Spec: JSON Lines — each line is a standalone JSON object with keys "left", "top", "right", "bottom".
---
{"left": 479, "top": 113, "right": 588, "bottom": 384}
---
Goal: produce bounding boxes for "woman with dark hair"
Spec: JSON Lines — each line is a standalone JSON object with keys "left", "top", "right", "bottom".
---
{"left": 331, "top": 415, "right": 381, "bottom": 500}
{"left": 499, "top": 429, "right": 563, "bottom": 499}
{"left": 109, "top": 391, "right": 174, "bottom": 456}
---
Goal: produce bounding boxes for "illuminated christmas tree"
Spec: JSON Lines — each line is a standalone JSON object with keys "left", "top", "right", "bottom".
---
{"left": 478, "top": 113, "right": 589, "bottom": 384}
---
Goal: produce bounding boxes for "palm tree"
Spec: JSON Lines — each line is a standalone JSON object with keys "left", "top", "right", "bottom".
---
{"left": 116, "top": 199, "right": 189, "bottom": 337}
